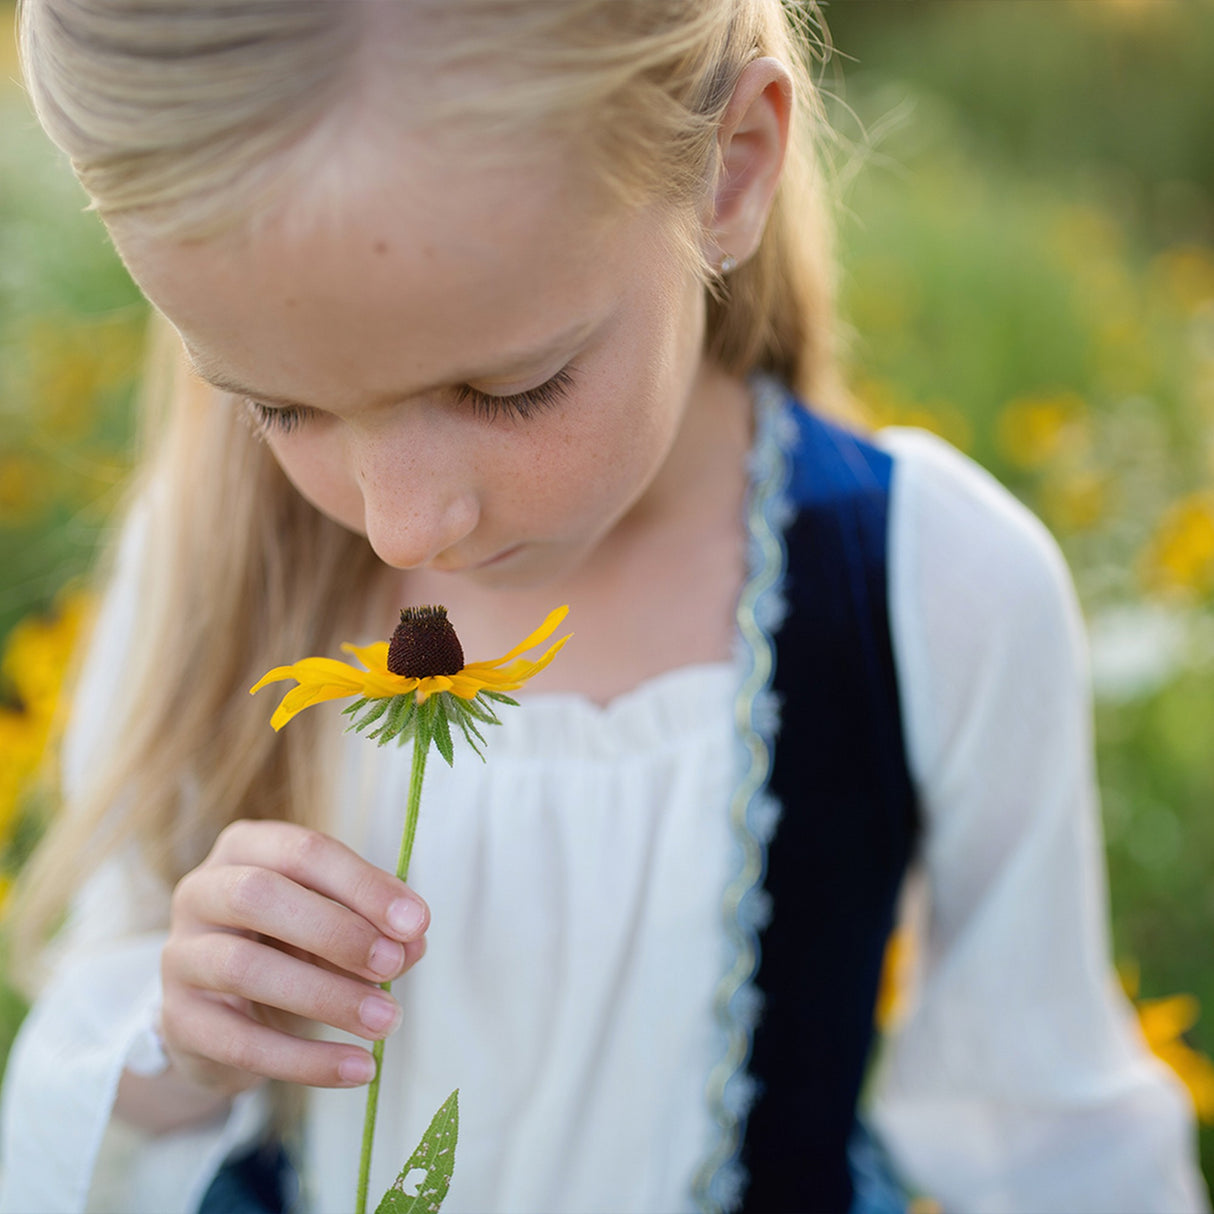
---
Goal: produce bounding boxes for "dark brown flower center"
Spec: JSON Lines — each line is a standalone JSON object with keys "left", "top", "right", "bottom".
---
{"left": 386, "top": 605, "right": 465, "bottom": 678}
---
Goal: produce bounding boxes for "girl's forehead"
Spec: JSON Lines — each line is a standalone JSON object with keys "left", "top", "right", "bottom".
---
{"left": 116, "top": 141, "right": 677, "bottom": 403}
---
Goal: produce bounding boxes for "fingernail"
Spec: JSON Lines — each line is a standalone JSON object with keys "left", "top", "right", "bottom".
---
{"left": 387, "top": 897, "right": 426, "bottom": 938}
{"left": 339, "top": 1054, "right": 377, "bottom": 1085}
{"left": 368, "top": 937, "right": 405, "bottom": 977}
{"left": 359, "top": 995, "right": 402, "bottom": 1035}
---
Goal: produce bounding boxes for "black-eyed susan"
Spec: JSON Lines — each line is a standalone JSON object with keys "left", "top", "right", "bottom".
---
{"left": 251, "top": 604, "right": 569, "bottom": 1214}
{"left": 251, "top": 603, "right": 570, "bottom": 762}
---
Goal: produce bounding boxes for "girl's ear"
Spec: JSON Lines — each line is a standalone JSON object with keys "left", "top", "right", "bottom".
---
{"left": 704, "top": 57, "right": 793, "bottom": 272}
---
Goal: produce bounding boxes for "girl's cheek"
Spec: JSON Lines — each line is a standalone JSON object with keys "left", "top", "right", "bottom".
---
{"left": 269, "top": 438, "right": 368, "bottom": 535}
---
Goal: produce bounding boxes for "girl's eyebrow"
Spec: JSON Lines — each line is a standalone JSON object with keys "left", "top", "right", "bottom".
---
{"left": 191, "top": 367, "right": 310, "bottom": 408}
{"left": 187, "top": 320, "right": 597, "bottom": 409}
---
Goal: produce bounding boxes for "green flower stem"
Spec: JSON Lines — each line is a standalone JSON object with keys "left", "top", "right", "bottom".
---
{"left": 355, "top": 705, "right": 431, "bottom": 1214}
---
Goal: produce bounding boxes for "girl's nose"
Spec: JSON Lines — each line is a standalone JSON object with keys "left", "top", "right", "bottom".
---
{"left": 351, "top": 428, "right": 480, "bottom": 570}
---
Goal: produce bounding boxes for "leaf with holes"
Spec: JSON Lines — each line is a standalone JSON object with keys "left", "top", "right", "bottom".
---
{"left": 374, "top": 1089, "right": 460, "bottom": 1214}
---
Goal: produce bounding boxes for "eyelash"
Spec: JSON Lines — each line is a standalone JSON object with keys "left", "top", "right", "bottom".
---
{"left": 244, "top": 366, "right": 575, "bottom": 434}
{"left": 454, "top": 366, "right": 575, "bottom": 422}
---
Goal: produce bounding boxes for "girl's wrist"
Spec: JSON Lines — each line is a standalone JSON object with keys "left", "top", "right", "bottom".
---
{"left": 114, "top": 1060, "right": 234, "bottom": 1134}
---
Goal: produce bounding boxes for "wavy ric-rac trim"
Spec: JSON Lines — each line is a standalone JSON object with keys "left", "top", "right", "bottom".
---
{"left": 691, "top": 376, "right": 796, "bottom": 1213}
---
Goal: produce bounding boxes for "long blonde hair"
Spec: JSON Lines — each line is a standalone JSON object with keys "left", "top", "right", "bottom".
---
{"left": 12, "top": 0, "right": 846, "bottom": 981}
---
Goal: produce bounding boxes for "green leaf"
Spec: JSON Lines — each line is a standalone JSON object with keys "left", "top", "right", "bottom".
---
{"left": 430, "top": 699, "right": 455, "bottom": 766}
{"left": 374, "top": 1089, "right": 459, "bottom": 1214}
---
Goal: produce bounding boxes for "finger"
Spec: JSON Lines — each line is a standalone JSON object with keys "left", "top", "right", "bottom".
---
{"left": 168, "top": 932, "right": 402, "bottom": 1043}
{"left": 176, "top": 864, "right": 410, "bottom": 984}
{"left": 162, "top": 989, "right": 379, "bottom": 1091}
{"left": 208, "top": 821, "right": 429, "bottom": 941}
{"left": 280, "top": 930, "right": 427, "bottom": 982}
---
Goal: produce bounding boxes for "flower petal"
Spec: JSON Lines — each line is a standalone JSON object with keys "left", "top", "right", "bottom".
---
{"left": 467, "top": 633, "right": 572, "bottom": 688}
{"left": 414, "top": 675, "right": 454, "bottom": 704}
{"left": 269, "top": 681, "right": 361, "bottom": 731}
{"left": 444, "top": 673, "right": 490, "bottom": 700}
{"left": 483, "top": 605, "right": 569, "bottom": 667}
{"left": 360, "top": 670, "right": 419, "bottom": 699}
{"left": 340, "top": 641, "right": 391, "bottom": 673}
{"left": 251, "top": 657, "right": 368, "bottom": 696}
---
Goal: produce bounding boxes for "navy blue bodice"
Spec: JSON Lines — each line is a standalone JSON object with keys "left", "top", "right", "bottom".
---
{"left": 739, "top": 404, "right": 919, "bottom": 1213}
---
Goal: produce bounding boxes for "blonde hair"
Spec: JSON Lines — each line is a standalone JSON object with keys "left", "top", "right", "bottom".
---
{"left": 12, "top": 0, "right": 846, "bottom": 979}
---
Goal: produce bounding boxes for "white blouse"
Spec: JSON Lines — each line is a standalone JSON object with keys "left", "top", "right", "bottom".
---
{"left": 0, "top": 407, "right": 1207, "bottom": 1214}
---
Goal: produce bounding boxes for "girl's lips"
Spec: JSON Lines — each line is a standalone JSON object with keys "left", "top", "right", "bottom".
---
{"left": 477, "top": 544, "right": 523, "bottom": 569}
{"left": 439, "top": 545, "right": 522, "bottom": 574}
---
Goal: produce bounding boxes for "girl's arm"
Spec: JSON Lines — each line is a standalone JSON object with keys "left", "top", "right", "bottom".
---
{"left": 869, "top": 428, "right": 1209, "bottom": 1213}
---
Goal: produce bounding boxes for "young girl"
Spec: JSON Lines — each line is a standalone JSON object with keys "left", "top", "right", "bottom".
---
{"left": 1, "top": 1, "right": 1207, "bottom": 1212}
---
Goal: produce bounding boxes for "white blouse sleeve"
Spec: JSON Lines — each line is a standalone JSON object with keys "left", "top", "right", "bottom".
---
{"left": 0, "top": 506, "right": 267, "bottom": 1214}
{"left": 869, "top": 428, "right": 1209, "bottom": 1213}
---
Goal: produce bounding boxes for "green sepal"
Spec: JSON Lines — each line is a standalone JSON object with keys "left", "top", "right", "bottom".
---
{"left": 430, "top": 696, "right": 455, "bottom": 766}
{"left": 448, "top": 699, "right": 487, "bottom": 745}
{"left": 370, "top": 694, "right": 416, "bottom": 745}
{"left": 451, "top": 721, "right": 486, "bottom": 761}
{"left": 460, "top": 696, "right": 503, "bottom": 727}
{"left": 349, "top": 697, "right": 391, "bottom": 734}
{"left": 479, "top": 691, "right": 519, "bottom": 708}
{"left": 444, "top": 699, "right": 487, "bottom": 761}
{"left": 374, "top": 1088, "right": 459, "bottom": 1214}
{"left": 343, "top": 697, "right": 369, "bottom": 717}
{"left": 412, "top": 695, "right": 433, "bottom": 755}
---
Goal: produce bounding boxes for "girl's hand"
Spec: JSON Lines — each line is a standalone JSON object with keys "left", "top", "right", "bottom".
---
{"left": 159, "top": 819, "right": 429, "bottom": 1098}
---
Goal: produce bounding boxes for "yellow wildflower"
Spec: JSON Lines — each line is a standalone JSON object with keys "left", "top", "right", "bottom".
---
{"left": 996, "top": 391, "right": 1088, "bottom": 469}
{"left": 255, "top": 606, "right": 570, "bottom": 1213}
{"left": 1121, "top": 962, "right": 1214, "bottom": 1124}
{"left": 252, "top": 605, "right": 570, "bottom": 756}
{"left": 1, "top": 592, "right": 91, "bottom": 724}
{"left": 1140, "top": 492, "right": 1214, "bottom": 598}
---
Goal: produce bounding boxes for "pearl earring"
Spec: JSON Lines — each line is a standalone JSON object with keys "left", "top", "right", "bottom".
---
{"left": 719, "top": 254, "right": 738, "bottom": 275}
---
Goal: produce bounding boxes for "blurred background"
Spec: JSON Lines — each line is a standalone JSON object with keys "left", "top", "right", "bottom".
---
{"left": 0, "top": 0, "right": 1211, "bottom": 1195}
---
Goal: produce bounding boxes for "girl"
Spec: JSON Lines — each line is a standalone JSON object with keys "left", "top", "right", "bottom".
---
{"left": 0, "top": 1, "right": 1207, "bottom": 1212}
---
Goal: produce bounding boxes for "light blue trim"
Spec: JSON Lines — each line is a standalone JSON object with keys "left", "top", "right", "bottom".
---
{"left": 691, "top": 376, "right": 796, "bottom": 1213}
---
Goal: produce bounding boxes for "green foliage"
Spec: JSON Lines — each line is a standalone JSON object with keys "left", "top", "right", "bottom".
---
{"left": 0, "top": 19, "right": 145, "bottom": 641}
{"left": 375, "top": 1089, "right": 459, "bottom": 1214}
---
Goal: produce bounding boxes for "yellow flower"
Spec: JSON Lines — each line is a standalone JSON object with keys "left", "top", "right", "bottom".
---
{"left": 252, "top": 605, "right": 571, "bottom": 734}
{"left": 1139, "top": 995, "right": 1214, "bottom": 1123}
{"left": 1121, "top": 962, "right": 1214, "bottom": 1124}
{"left": 996, "top": 390, "right": 1088, "bottom": 469}
{"left": 1140, "top": 492, "right": 1214, "bottom": 599}
{"left": 874, "top": 925, "right": 914, "bottom": 1032}
{"left": 1, "top": 591, "right": 91, "bottom": 725}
